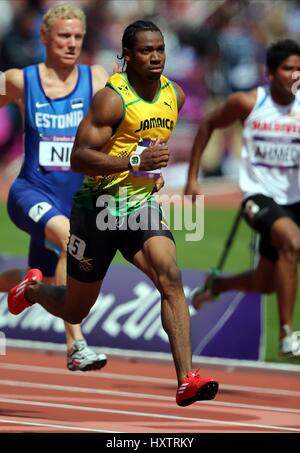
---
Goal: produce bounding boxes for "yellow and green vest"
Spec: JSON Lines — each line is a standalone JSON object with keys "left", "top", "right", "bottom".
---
{"left": 74, "top": 72, "right": 178, "bottom": 215}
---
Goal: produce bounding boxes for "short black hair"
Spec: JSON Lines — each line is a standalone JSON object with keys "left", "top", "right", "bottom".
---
{"left": 266, "top": 39, "right": 300, "bottom": 72}
{"left": 122, "top": 20, "right": 162, "bottom": 50}
{"left": 117, "top": 20, "right": 163, "bottom": 68}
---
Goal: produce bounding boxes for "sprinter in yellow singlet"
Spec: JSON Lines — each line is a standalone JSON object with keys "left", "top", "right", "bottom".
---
{"left": 8, "top": 20, "right": 219, "bottom": 407}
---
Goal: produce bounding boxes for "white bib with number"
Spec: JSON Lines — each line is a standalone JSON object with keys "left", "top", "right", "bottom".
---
{"left": 39, "top": 135, "right": 74, "bottom": 171}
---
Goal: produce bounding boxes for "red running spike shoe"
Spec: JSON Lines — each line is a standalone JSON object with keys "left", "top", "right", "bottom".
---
{"left": 176, "top": 371, "right": 219, "bottom": 407}
{"left": 8, "top": 269, "right": 43, "bottom": 315}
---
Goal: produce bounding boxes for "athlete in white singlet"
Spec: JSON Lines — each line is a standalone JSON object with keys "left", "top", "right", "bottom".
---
{"left": 185, "top": 39, "right": 300, "bottom": 357}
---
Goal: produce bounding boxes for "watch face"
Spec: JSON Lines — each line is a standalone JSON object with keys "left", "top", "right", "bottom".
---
{"left": 131, "top": 156, "right": 139, "bottom": 165}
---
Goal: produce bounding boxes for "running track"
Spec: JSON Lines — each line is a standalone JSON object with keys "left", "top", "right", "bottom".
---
{"left": 0, "top": 348, "right": 299, "bottom": 434}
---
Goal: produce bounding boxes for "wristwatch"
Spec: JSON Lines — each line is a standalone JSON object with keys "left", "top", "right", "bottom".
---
{"left": 129, "top": 154, "right": 141, "bottom": 171}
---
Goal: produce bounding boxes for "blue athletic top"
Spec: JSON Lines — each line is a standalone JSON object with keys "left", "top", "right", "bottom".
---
{"left": 19, "top": 64, "right": 93, "bottom": 207}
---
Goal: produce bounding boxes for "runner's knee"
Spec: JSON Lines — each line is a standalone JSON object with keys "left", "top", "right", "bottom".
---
{"left": 292, "top": 237, "right": 300, "bottom": 261}
{"left": 64, "top": 309, "right": 87, "bottom": 325}
{"left": 278, "top": 235, "right": 300, "bottom": 261}
{"left": 157, "top": 264, "right": 183, "bottom": 295}
{"left": 45, "top": 236, "right": 68, "bottom": 257}
{"left": 62, "top": 297, "right": 91, "bottom": 324}
{"left": 256, "top": 280, "right": 274, "bottom": 294}
{"left": 58, "top": 237, "right": 69, "bottom": 254}
{"left": 58, "top": 246, "right": 67, "bottom": 260}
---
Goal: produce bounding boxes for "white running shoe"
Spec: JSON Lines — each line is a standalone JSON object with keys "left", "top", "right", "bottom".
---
{"left": 67, "top": 339, "right": 107, "bottom": 371}
{"left": 280, "top": 329, "right": 300, "bottom": 357}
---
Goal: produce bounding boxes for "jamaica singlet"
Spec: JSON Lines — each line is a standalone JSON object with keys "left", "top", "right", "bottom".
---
{"left": 74, "top": 72, "right": 179, "bottom": 215}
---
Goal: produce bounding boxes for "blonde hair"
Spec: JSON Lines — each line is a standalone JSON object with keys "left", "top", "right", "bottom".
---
{"left": 41, "top": 3, "right": 86, "bottom": 34}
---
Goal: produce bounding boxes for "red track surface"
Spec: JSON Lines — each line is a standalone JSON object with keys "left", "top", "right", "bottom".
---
{"left": 0, "top": 348, "right": 299, "bottom": 433}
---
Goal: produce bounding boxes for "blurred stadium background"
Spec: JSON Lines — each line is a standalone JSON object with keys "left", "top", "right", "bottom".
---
{"left": 0, "top": 0, "right": 300, "bottom": 364}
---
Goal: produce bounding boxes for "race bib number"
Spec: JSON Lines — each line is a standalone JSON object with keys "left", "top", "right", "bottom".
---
{"left": 130, "top": 138, "right": 162, "bottom": 179}
{"left": 251, "top": 138, "right": 300, "bottom": 169}
{"left": 28, "top": 202, "right": 52, "bottom": 222}
{"left": 39, "top": 135, "right": 74, "bottom": 171}
{"left": 68, "top": 234, "right": 86, "bottom": 260}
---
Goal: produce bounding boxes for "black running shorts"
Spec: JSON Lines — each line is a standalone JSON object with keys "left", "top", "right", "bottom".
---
{"left": 241, "top": 194, "right": 300, "bottom": 262}
{"left": 67, "top": 200, "right": 174, "bottom": 282}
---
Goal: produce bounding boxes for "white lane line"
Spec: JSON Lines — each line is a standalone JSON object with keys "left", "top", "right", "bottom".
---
{"left": 0, "top": 363, "right": 171, "bottom": 382}
{"left": 0, "top": 418, "right": 120, "bottom": 433}
{"left": 1, "top": 363, "right": 299, "bottom": 397}
{"left": 0, "top": 379, "right": 299, "bottom": 415}
{"left": 221, "top": 383, "right": 300, "bottom": 397}
{"left": 6, "top": 337, "right": 300, "bottom": 373}
{"left": 0, "top": 397, "right": 299, "bottom": 433}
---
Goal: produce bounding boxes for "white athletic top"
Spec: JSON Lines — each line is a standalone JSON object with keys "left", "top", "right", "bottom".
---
{"left": 239, "top": 86, "right": 300, "bottom": 204}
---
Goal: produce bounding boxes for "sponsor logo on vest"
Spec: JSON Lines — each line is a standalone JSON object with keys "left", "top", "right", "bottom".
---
{"left": 35, "top": 102, "right": 49, "bottom": 108}
{"left": 135, "top": 117, "right": 174, "bottom": 132}
{"left": 164, "top": 100, "right": 173, "bottom": 110}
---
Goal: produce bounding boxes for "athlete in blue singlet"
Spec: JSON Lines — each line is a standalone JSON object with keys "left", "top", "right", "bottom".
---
{"left": 0, "top": 3, "right": 109, "bottom": 371}
{"left": 7, "top": 63, "right": 90, "bottom": 255}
